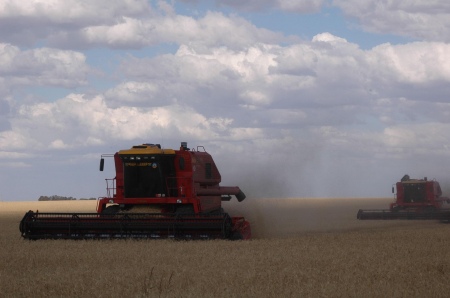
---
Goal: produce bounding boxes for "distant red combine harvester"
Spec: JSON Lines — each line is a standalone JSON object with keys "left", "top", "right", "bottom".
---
{"left": 357, "top": 175, "right": 450, "bottom": 220}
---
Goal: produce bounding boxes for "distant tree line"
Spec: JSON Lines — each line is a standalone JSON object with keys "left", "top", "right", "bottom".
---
{"left": 38, "top": 195, "right": 97, "bottom": 201}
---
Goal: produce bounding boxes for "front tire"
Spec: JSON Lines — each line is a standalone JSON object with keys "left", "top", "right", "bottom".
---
{"left": 175, "top": 205, "right": 194, "bottom": 215}
{"left": 391, "top": 206, "right": 401, "bottom": 212}
{"left": 229, "top": 232, "right": 244, "bottom": 240}
{"left": 102, "top": 205, "right": 121, "bottom": 214}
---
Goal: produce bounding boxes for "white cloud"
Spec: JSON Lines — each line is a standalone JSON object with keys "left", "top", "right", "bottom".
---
{"left": 116, "top": 44, "right": 281, "bottom": 110}
{"left": 198, "top": 0, "right": 324, "bottom": 13}
{"left": 0, "top": 150, "right": 32, "bottom": 159}
{"left": 0, "top": 2, "right": 287, "bottom": 49}
{"left": 0, "top": 0, "right": 151, "bottom": 25}
{"left": 240, "top": 90, "right": 272, "bottom": 106}
{"left": 383, "top": 123, "right": 450, "bottom": 154}
{"left": 0, "top": 0, "right": 152, "bottom": 47}
{"left": 277, "top": 0, "right": 324, "bottom": 13}
{"left": 77, "top": 11, "right": 286, "bottom": 49}
{"left": 312, "top": 32, "right": 348, "bottom": 44}
{"left": 3, "top": 35, "right": 449, "bottom": 158}
{"left": 367, "top": 42, "right": 450, "bottom": 84}
{"left": 334, "top": 0, "right": 450, "bottom": 41}
{"left": 109, "top": 34, "right": 450, "bottom": 132}
{"left": 2, "top": 33, "right": 450, "bottom": 154}
{"left": 0, "top": 43, "right": 90, "bottom": 88}
{"left": 0, "top": 161, "right": 31, "bottom": 168}
{"left": 1, "top": 93, "right": 251, "bottom": 151}
{"left": 49, "top": 139, "right": 69, "bottom": 149}
{"left": 104, "top": 81, "right": 163, "bottom": 107}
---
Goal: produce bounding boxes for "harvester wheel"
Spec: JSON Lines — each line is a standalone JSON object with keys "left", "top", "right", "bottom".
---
{"left": 175, "top": 206, "right": 194, "bottom": 214}
{"left": 424, "top": 206, "right": 437, "bottom": 213}
{"left": 102, "top": 205, "right": 120, "bottom": 214}
{"left": 230, "top": 232, "right": 244, "bottom": 240}
{"left": 209, "top": 208, "right": 224, "bottom": 214}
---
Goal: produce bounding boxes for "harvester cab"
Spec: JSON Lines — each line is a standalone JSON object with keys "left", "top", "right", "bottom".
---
{"left": 96, "top": 142, "right": 246, "bottom": 214}
{"left": 390, "top": 175, "right": 445, "bottom": 211}
{"left": 20, "top": 142, "right": 251, "bottom": 240}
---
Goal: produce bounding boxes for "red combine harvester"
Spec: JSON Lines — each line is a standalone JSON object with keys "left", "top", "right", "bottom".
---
{"left": 357, "top": 175, "right": 450, "bottom": 220}
{"left": 20, "top": 142, "right": 251, "bottom": 240}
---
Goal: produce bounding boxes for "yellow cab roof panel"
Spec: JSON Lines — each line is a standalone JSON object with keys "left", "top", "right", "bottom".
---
{"left": 402, "top": 179, "right": 427, "bottom": 183}
{"left": 118, "top": 144, "right": 176, "bottom": 155}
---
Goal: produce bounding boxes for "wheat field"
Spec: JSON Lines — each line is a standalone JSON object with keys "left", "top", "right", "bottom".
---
{"left": 2, "top": 198, "right": 450, "bottom": 297}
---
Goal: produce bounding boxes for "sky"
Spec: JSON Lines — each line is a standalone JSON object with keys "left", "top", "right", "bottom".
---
{"left": 1, "top": 0, "right": 450, "bottom": 201}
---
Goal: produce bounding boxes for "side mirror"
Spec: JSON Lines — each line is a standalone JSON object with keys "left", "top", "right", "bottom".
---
{"left": 99, "top": 158, "right": 104, "bottom": 171}
{"left": 392, "top": 186, "right": 394, "bottom": 193}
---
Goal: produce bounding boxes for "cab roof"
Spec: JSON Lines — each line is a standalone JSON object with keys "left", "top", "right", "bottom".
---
{"left": 118, "top": 144, "right": 176, "bottom": 155}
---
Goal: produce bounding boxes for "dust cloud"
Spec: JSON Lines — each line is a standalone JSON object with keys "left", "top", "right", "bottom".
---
{"left": 224, "top": 197, "right": 411, "bottom": 239}
{"left": 435, "top": 177, "right": 450, "bottom": 198}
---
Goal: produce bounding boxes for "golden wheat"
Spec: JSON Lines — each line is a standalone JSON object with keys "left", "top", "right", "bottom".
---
{"left": 2, "top": 199, "right": 450, "bottom": 297}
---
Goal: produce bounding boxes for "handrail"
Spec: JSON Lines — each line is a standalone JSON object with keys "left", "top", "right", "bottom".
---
{"left": 105, "top": 178, "right": 116, "bottom": 198}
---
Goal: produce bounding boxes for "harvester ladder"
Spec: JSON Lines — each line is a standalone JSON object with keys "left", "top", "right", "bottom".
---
{"left": 105, "top": 178, "right": 116, "bottom": 198}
